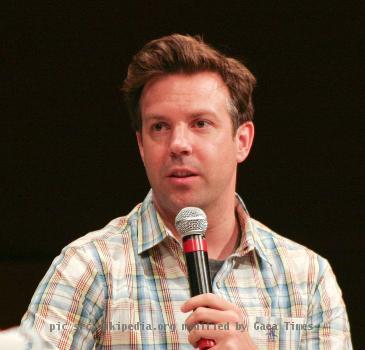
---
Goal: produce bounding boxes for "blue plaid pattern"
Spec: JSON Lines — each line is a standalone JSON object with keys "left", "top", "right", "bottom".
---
{"left": 21, "top": 190, "right": 352, "bottom": 349}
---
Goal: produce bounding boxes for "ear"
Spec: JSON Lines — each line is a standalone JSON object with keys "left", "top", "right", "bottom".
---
{"left": 235, "top": 121, "right": 255, "bottom": 163}
{"left": 136, "top": 132, "right": 145, "bottom": 163}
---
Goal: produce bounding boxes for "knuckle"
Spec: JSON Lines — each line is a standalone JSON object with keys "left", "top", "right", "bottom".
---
{"left": 207, "top": 292, "right": 215, "bottom": 299}
{"left": 224, "top": 310, "right": 239, "bottom": 323}
{"left": 194, "top": 306, "right": 205, "bottom": 318}
{"left": 230, "top": 310, "right": 241, "bottom": 322}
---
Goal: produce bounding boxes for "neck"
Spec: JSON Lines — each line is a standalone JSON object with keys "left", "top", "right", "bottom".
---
{"left": 154, "top": 194, "right": 240, "bottom": 260}
{"left": 203, "top": 196, "right": 239, "bottom": 260}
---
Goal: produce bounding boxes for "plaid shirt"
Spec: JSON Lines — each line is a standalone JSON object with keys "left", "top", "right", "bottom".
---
{"left": 21, "top": 190, "right": 352, "bottom": 349}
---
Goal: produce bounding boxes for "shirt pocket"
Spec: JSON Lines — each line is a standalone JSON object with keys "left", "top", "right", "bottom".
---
{"left": 248, "top": 316, "right": 307, "bottom": 350}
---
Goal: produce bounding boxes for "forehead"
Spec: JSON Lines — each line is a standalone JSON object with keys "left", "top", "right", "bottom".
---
{"left": 140, "top": 72, "right": 231, "bottom": 117}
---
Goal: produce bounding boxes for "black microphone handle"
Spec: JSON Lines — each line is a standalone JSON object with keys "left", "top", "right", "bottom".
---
{"left": 182, "top": 235, "right": 215, "bottom": 350}
{"left": 184, "top": 250, "right": 212, "bottom": 296}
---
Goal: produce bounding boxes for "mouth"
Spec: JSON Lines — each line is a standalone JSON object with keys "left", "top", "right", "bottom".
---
{"left": 167, "top": 169, "right": 199, "bottom": 184}
{"left": 169, "top": 170, "right": 197, "bottom": 178}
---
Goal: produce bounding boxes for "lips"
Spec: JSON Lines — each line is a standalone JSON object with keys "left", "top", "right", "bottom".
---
{"left": 170, "top": 170, "right": 196, "bottom": 178}
{"left": 167, "top": 168, "right": 198, "bottom": 179}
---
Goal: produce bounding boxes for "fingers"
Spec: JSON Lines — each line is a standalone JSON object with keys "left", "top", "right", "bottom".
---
{"left": 181, "top": 293, "right": 239, "bottom": 313}
{"left": 185, "top": 307, "right": 240, "bottom": 330}
{"left": 188, "top": 324, "right": 226, "bottom": 348}
{"left": 181, "top": 294, "right": 257, "bottom": 349}
{"left": 188, "top": 324, "right": 257, "bottom": 350}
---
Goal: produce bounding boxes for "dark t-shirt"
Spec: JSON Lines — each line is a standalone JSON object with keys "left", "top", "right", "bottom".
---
{"left": 208, "top": 258, "right": 225, "bottom": 282}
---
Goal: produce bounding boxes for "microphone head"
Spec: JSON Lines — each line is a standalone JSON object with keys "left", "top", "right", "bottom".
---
{"left": 175, "top": 207, "right": 208, "bottom": 238}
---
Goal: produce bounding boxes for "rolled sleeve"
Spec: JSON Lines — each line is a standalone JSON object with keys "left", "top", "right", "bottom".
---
{"left": 303, "top": 261, "right": 352, "bottom": 349}
{"left": 21, "top": 244, "right": 106, "bottom": 349}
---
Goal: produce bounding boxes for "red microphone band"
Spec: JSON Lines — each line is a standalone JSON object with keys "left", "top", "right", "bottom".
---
{"left": 183, "top": 237, "right": 208, "bottom": 253}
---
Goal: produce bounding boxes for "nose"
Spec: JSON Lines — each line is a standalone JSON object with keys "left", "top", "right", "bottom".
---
{"left": 169, "top": 124, "right": 192, "bottom": 157}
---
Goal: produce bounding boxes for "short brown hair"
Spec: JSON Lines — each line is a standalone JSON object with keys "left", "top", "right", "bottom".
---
{"left": 122, "top": 34, "right": 256, "bottom": 132}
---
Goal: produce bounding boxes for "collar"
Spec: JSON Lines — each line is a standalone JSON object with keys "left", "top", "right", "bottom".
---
{"left": 137, "top": 189, "right": 270, "bottom": 265}
{"left": 234, "top": 194, "right": 271, "bottom": 265}
{"left": 137, "top": 190, "right": 169, "bottom": 254}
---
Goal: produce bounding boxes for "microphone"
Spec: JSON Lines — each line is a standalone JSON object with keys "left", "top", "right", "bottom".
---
{"left": 175, "top": 207, "right": 215, "bottom": 350}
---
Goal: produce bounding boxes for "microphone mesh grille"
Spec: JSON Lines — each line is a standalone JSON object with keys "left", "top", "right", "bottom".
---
{"left": 175, "top": 207, "right": 208, "bottom": 237}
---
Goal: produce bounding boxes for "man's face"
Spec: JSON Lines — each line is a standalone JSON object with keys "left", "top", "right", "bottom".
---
{"left": 137, "top": 72, "right": 254, "bottom": 218}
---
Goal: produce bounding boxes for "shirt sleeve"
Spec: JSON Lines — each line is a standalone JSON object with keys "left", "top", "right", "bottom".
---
{"left": 20, "top": 244, "right": 106, "bottom": 350}
{"left": 302, "top": 260, "right": 352, "bottom": 349}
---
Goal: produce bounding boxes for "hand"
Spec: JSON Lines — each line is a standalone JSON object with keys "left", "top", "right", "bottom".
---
{"left": 181, "top": 293, "right": 257, "bottom": 349}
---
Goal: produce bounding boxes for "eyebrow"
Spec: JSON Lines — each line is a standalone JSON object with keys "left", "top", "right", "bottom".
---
{"left": 143, "top": 110, "right": 218, "bottom": 121}
{"left": 191, "top": 111, "right": 218, "bottom": 119}
{"left": 143, "top": 115, "right": 168, "bottom": 123}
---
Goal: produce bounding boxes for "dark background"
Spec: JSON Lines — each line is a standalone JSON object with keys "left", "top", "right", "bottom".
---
{"left": 2, "top": 1, "right": 363, "bottom": 347}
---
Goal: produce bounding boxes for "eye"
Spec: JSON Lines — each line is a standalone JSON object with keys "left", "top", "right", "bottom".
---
{"left": 194, "top": 120, "right": 211, "bottom": 128}
{"left": 151, "top": 122, "right": 168, "bottom": 131}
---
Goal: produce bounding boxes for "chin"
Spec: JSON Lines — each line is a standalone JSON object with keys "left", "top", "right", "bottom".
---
{"left": 154, "top": 189, "right": 206, "bottom": 215}
{"left": 170, "top": 197, "right": 205, "bottom": 212}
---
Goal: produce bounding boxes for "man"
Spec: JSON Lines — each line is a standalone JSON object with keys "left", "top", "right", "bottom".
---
{"left": 21, "top": 34, "right": 352, "bottom": 349}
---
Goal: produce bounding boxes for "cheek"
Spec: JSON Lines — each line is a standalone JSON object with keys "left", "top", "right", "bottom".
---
{"left": 193, "top": 140, "right": 236, "bottom": 163}
{"left": 143, "top": 149, "right": 164, "bottom": 173}
{"left": 206, "top": 141, "right": 237, "bottom": 163}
